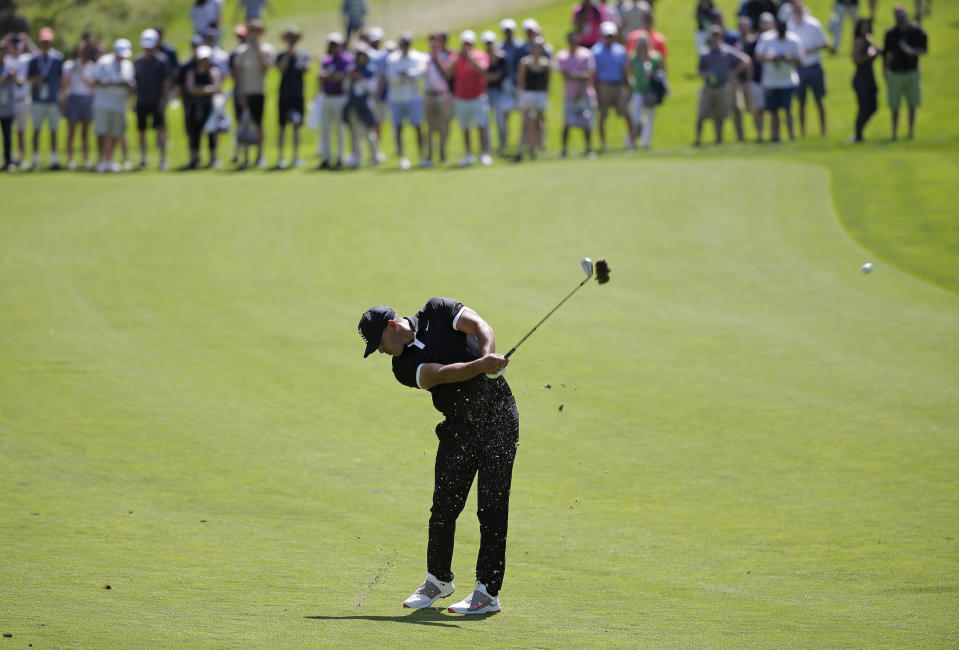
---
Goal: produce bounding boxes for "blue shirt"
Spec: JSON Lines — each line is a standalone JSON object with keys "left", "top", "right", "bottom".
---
{"left": 27, "top": 50, "right": 64, "bottom": 103}
{"left": 503, "top": 40, "right": 525, "bottom": 81}
{"left": 591, "top": 41, "right": 627, "bottom": 84}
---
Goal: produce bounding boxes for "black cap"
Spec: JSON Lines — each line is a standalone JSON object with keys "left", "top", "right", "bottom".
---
{"left": 358, "top": 306, "right": 395, "bottom": 357}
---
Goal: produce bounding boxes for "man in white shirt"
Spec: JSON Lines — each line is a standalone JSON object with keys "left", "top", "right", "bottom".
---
{"left": 93, "top": 39, "right": 136, "bottom": 172}
{"left": 385, "top": 32, "right": 426, "bottom": 169}
{"left": 787, "top": 0, "right": 828, "bottom": 137}
{"left": 756, "top": 18, "right": 803, "bottom": 142}
{"left": 7, "top": 34, "right": 34, "bottom": 168}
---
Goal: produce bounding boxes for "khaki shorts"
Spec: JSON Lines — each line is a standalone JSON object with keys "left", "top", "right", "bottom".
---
{"left": 14, "top": 99, "right": 30, "bottom": 131}
{"left": 596, "top": 82, "right": 627, "bottom": 117}
{"left": 95, "top": 108, "right": 126, "bottom": 137}
{"left": 698, "top": 84, "right": 731, "bottom": 120}
{"left": 424, "top": 92, "right": 452, "bottom": 132}
{"left": 732, "top": 79, "right": 764, "bottom": 113}
{"left": 886, "top": 69, "right": 920, "bottom": 110}
{"left": 30, "top": 102, "right": 60, "bottom": 131}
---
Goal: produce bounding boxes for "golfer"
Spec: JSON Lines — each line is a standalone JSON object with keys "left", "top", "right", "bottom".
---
{"left": 358, "top": 298, "right": 519, "bottom": 615}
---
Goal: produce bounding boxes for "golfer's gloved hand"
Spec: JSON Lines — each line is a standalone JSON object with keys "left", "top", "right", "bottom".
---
{"left": 481, "top": 353, "right": 509, "bottom": 379}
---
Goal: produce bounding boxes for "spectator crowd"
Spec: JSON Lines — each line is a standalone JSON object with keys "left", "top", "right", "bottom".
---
{"left": 0, "top": 0, "right": 931, "bottom": 173}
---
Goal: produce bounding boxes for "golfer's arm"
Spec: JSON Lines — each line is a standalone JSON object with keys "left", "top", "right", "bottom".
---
{"left": 418, "top": 360, "right": 486, "bottom": 390}
{"left": 454, "top": 307, "right": 495, "bottom": 355}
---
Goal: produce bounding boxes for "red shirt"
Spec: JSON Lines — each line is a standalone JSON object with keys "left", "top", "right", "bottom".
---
{"left": 626, "top": 29, "right": 669, "bottom": 65}
{"left": 450, "top": 49, "right": 489, "bottom": 100}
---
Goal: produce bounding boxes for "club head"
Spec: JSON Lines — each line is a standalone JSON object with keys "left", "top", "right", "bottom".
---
{"left": 581, "top": 257, "right": 594, "bottom": 279}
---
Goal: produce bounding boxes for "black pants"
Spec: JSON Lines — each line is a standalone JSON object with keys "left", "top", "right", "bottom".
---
{"left": 1, "top": 117, "right": 11, "bottom": 168}
{"left": 185, "top": 101, "right": 215, "bottom": 154}
{"left": 427, "top": 380, "right": 519, "bottom": 596}
{"left": 853, "top": 77, "right": 877, "bottom": 140}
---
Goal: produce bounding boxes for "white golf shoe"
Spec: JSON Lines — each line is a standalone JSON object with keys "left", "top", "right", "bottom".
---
{"left": 402, "top": 572, "right": 454, "bottom": 609}
{"left": 447, "top": 582, "right": 501, "bottom": 614}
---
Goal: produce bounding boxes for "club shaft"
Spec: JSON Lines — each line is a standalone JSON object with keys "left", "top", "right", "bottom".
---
{"left": 505, "top": 276, "right": 590, "bottom": 358}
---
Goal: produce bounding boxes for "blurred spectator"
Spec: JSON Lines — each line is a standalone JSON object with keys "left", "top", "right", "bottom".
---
{"left": 343, "top": 44, "right": 380, "bottom": 167}
{"left": 756, "top": 19, "right": 803, "bottom": 142}
{"left": 481, "top": 31, "right": 507, "bottom": 155}
{"left": 619, "top": 2, "right": 651, "bottom": 40}
{"left": 190, "top": 0, "right": 224, "bottom": 37}
{"left": 882, "top": 4, "right": 926, "bottom": 140}
{"left": 342, "top": 0, "right": 368, "bottom": 46}
{"left": 155, "top": 27, "right": 179, "bottom": 74}
{"left": 626, "top": 9, "right": 668, "bottom": 68}
{"left": 232, "top": 18, "right": 273, "bottom": 168}
{"left": 573, "top": 0, "right": 605, "bottom": 49}
{"left": 317, "top": 31, "right": 351, "bottom": 169}
{"left": 829, "top": 0, "right": 859, "bottom": 53}
{"left": 710, "top": 9, "right": 742, "bottom": 48}
{"left": 591, "top": 21, "right": 633, "bottom": 152}
{"left": 555, "top": 30, "right": 596, "bottom": 157}
{"left": 737, "top": 13, "right": 767, "bottom": 142}
{"left": 226, "top": 25, "right": 246, "bottom": 163}
{"left": 729, "top": 16, "right": 754, "bottom": 142}
{"left": 695, "top": 0, "right": 716, "bottom": 51}
{"left": 439, "top": 30, "right": 493, "bottom": 167}
{"left": 235, "top": 0, "right": 272, "bottom": 23}
{"left": 10, "top": 33, "right": 34, "bottom": 168}
{"left": 788, "top": 0, "right": 828, "bottom": 137}
{"left": 777, "top": 1, "right": 796, "bottom": 23}
{"left": 601, "top": 1, "right": 622, "bottom": 30}
{"left": 514, "top": 8, "right": 553, "bottom": 143}
{"left": 851, "top": 17, "right": 879, "bottom": 141}
{"left": 738, "top": 0, "right": 777, "bottom": 31}
{"left": 276, "top": 27, "right": 308, "bottom": 168}
{"left": 93, "top": 38, "right": 134, "bottom": 173}
{"left": 62, "top": 41, "right": 96, "bottom": 170}
{"left": 386, "top": 31, "right": 425, "bottom": 169}
{"left": 627, "top": 34, "right": 663, "bottom": 148}
{"left": 515, "top": 35, "right": 549, "bottom": 162}
{"left": 0, "top": 1, "right": 29, "bottom": 37}
{"left": 27, "top": 26, "right": 63, "bottom": 169}
{"left": 497, "top": 18, "right": 520, "bottom": 154}
{"left": 184, "top": 45, "right": 221, "bottom": 168}
{"left": 362, "top": 26, "right": 388, "bottom": 147}
{"left": 695, "top": 25, "right": 749, "bottom": 145}
{"left": 134, "top": 29, "right": 170, "bottom": 170}
{"left": 0, "top": 39, "right": 18, "bottom": 170}
{"left": 203, "top": 29, "right": 230, "bottom": 77}
{"left": 424, "top": 31, "right": 452, "bottom": 166}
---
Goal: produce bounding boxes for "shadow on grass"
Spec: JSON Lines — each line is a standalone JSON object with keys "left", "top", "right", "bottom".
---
{"left": 305, "top": 607, "right": 499, "bottom": 628}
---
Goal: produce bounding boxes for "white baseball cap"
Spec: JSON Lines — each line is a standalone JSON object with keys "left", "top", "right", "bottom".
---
{"left": 521, "top": 18, "right": 540, "bottom": 32}
{"left": 600, "top": 21, "right": 618, "bottom": 36}
{"left": 114, "top": 38, "right": 133, "bottom": 58}
{"left": 500, "top": 18, "right": 517, "bottom": 31}
{"left": 460, "top": 29, "right": 477, "bottom": 45}
{"left": 481, "top": 30, "right": 497, "bottom": 44}
{"left": 140, "top": 28, "right": 159, "bottom": 49}
{"left": 195, "top": 45, "right": 212, "bottom": 60}
{"left": 367, "top": 26, "right": 384, "bottom": 42}
{"left": 327, "top": 32, "right": 345, "bottom": 45}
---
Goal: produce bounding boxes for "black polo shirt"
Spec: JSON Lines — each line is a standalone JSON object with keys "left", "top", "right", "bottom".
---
{"left": 134, "top": 52, "right": 170, "bottom": 106}
{"left": 883, "top": 23, "right": 927, "bottom": 72}
{"left": 392, "top": 297, "right": 487, "bottom": 416}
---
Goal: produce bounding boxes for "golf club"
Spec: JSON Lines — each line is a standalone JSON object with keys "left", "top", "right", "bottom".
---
{"left": 487, "top": 257, "right": 611, "bottom": 378}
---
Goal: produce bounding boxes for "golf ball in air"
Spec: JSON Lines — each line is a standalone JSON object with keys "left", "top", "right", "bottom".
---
{"left": 862, "top": 262, "right": 873, "bottom": 274}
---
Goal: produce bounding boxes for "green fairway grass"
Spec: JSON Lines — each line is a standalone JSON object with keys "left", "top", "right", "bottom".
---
{"left": 2, "top": 0, "right": 958, "bottom": 647}
{"left": 2, "top": 158, "right": 957, "bottom": 647}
